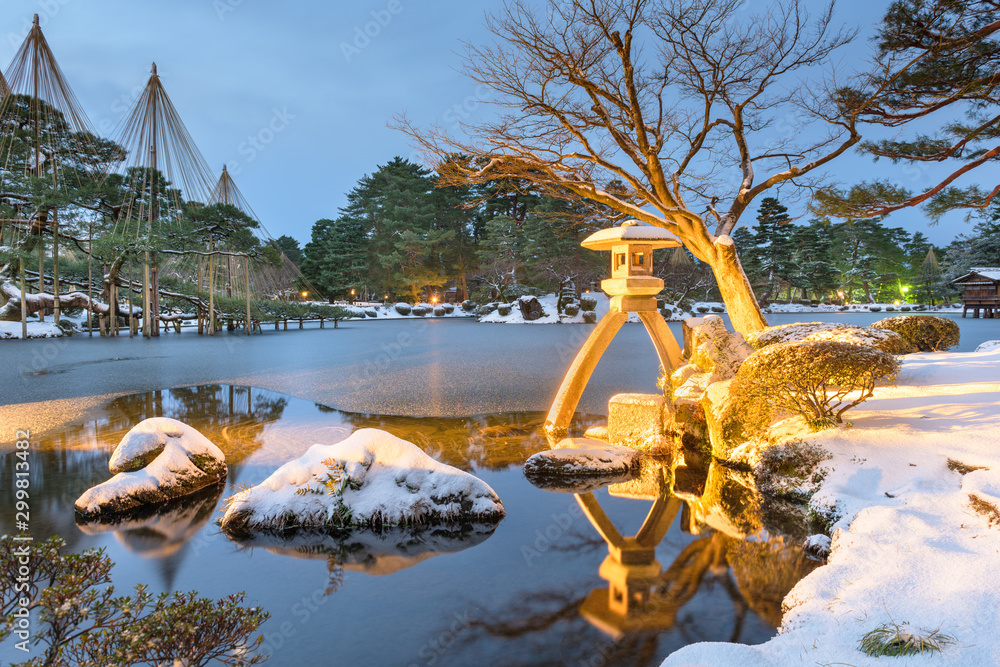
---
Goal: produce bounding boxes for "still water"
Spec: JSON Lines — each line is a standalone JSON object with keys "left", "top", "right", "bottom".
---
{"left": 1, "top": 312, "right": 990, "bottom": 666}
{"left": 0, "top": 385, "right": 817, "bottom": 667}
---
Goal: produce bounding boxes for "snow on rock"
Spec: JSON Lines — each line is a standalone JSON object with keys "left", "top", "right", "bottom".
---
{"left": 801, "top": 534, "right": 831, "bottom": 560}
{"left": 660, "top": 345, "right": 1000, "bottom": 667}
{"left": 976, "top": 339, "right": 1000, "bottom": 352}
{"left": 75, "top": 418, "right": 227, "bottom": 517}
{"left": 220, "top": 428, "right": 504, "bottom": 536}
{"left": 524, "top": 437, "right": 641, "bottom": 478}
{"left": 228, "top": 523, "right": 498, "bottom": 576}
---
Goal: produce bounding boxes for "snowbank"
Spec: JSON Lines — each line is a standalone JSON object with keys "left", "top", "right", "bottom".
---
{"left": 75, "top": 418, "right": 227, "bottom": 517}
{"left": 220, "top": 428, "right": 504, "bottom": 536}
{"left": 0, "top": 320, "right": 64, "bottom": 339}
{"left": 661, "top": 346, "right": 1000, "bottom": 666}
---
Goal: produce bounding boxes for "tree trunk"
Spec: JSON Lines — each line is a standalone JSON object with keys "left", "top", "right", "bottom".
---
{"left": 151, "top": 251, "right": 160, "bottom": 337}
{"left": 704, "top": 236, "right": 768, "bottom": 336}
{"left": 52, "top": 214, "right": 60, "bottom": 324}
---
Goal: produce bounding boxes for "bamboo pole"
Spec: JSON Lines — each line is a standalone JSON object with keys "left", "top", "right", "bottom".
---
{"left": 128, "top": 256, "right": 135, "bottom": 338}
{"left": 87, "top": 220, "right": 93, "bottom": 336}
{"left": 19, "top": 262, "right": 27, "bottom": 340}
{"left": 208, "top": 234, "right": 215, "bottom": 336}
{"left": 52, "top": 213, "right": 59, "bottom": 324}
{"left": 36, "top": 228, "right": 44, "bottom": 321}
{"left": 245, "top": 257, "right": 251, "bottom": 336}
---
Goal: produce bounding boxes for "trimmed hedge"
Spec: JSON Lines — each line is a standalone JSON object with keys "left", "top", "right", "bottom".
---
{"left": 723, "top": 340, "right": 901, "bottom": 435}
{"left": 462, "top": 300, "right": 477, "bottom": 312}
{"left": 443, "top": 303, "right": 455, "bottom": 314}
{"left": 411, "top": 305, "right": 428, "bottom": 317}
{"left": 433, "top": 306, "right": 446, "bottom": 316}
{"left": 870, "top": 315, "right": 960, "bottom": 352}
{"left": 497, "top": 303, "right": 512, "bottom": 317}
{"left": 747, "top": 322, "right": 909, "bottom": 355}
{"left": 394, "top": 303, "right": 412, "bottom": 316}
{"left": 582, "top": 310, "right": 597, "bottom": 324}
{"left": 563, "top": 303, "right": 580, "bottom": 317}
{"left": 580, "top": 296, "right": 597, "bottom": 311}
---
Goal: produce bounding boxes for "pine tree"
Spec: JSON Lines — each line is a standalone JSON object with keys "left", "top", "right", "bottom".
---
{"left": 751, "top": 198, "right": 795, "bottom": 301}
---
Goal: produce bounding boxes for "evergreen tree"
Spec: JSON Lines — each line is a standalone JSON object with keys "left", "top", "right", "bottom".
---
{"left": 790, "top": 220, "right": 839, "bottom": 301}
{"left": 272, "top": 235, "right": 303, "bottom": 266}
{"left": 751, "top": 198, "right": 795, "bottom": 301}
{"left": 300, "top": 217, "right": 368, "bottom": 300}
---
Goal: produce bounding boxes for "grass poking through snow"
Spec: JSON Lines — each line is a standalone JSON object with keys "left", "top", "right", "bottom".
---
{"left": 858, "top": 623, "right": 955, "bottom": 657}
{"left": 969, "top": 494, "right": 1000, "bottom": 527}
{"left": 947, "top": 458, "right": 989, "bottom": 475}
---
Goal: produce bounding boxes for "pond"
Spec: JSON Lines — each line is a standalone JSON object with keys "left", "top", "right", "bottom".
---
{"left": 0, "top": 313, "right": 992, "bottom": 666}
{"left": 1, "top": 384, "right": 820, "bottom": 667}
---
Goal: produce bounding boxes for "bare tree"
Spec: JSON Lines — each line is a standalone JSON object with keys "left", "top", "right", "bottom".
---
{"left": 396, "top": 0, "right": 863, "bottom": 335}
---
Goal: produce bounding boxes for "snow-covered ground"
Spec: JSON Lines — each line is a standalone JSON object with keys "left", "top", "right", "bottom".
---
{"left": 662, "top": 343, "right": 1000, "bottom": 667}
{"left": 0, "top": 320, "right": 64, "bottom": 338}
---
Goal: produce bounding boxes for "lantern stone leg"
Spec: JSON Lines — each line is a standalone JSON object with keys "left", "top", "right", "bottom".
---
{"left": 544, "top": 220, "right": 685, "bottom": 439}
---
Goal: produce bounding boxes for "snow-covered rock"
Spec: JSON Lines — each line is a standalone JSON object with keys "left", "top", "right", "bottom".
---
{"left": 976, "top": 339, "right": 1000, "bottom": 352}
{"left": 607, "top": 393, "right": 667, "bottom": 450}
{"left": 523, "top": 437, "right": 642, "bottom": 478}
{"left": 75, "top": 418, "right": 227, "bottom": 517}
{"left": 802, "top": 534, "right": 831, "bottom": 560}
{"left": 220, "top": 428, "right": 504, "bottom": 536}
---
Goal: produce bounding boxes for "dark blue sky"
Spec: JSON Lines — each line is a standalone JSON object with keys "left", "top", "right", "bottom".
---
{"left": 0, "top": 0, "right": 977, "bottom": 247}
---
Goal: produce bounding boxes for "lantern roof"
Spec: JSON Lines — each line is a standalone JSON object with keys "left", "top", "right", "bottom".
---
{"left": 581, "top": 221, "right": 682, "bottom": 251}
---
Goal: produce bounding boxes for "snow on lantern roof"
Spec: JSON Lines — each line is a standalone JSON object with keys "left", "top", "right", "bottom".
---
{"left": 581, "top": 220, "right": 682, "bottom": 251}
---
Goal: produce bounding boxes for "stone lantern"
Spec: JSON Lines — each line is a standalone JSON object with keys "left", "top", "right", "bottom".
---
{"left": 544, "top": 221, "right": 684, "bottom": 437}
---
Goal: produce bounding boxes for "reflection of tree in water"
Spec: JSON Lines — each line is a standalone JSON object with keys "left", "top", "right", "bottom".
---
{"left": 335, "top": 411, "right": 605, "bottom": 472}
{"left": 103, "top": 385, "right": 288, "bottom": 466}
{"left": 453, "top": 458, "right": 823, "bottom": 666}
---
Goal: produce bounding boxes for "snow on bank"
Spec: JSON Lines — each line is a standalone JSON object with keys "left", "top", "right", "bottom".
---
{"left": 0, "top": 320, "right": 64, "bottom": 338}
{"left": 662, "top": 346, "right": 1000, "bottom": 667}
{"left": 220, "top": 428, "right": 504, "bottom": 535}
{"left": 75, "top": 418, "right": 227, "bottom": 517}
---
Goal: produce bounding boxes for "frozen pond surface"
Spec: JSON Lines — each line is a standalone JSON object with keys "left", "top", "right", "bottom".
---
{"left": 0, "top": 313, "right": 994, "bottom": 665}
{"left": 1, "top": 386, "right": 804, "bottom": 667}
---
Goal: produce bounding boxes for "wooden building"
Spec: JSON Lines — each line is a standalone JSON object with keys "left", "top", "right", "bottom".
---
{"left": 952, "top": 268, "right": 1000, "bottom": 318}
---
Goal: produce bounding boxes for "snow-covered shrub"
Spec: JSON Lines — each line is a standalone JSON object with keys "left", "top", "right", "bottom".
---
{"left": 504, "top": 284, "right": 543, "bottom": 301}
{"left": 365, "top": 308, "right": 378, "bottom": 318}
{"left": 55, "top": 319, "right": 75, "bottom": 336}
{"left": 582, "top": 310, "right": 597, "bottom": 324}
{"left": 900, "top": 305, "right": 911, "bottom": 312}
{"left": 433, "top": 306, "right": 446, "bottom": 316}
{"left": 755, "top": 439, "right": 830, "bottom": 503}
{"left": 724, "top": 340, "right": 900, "bottom": 432}
{"left": 394, "top": 302, "right": 411, "bottom": 316}
{"left": 443, "top": 303, "right": 455, "bottom": 314}
{"left": 411, "top": 305, "right": 428, "bottom": 317}
{"left": 976, "top": 340, "right": 1000, "bottom": 352}
{"left": 474, "top": 302, "right": 496, "bottom": 317}
{"left": 564, "top": 302, "right": 580, "bottom": 317}
{"left": 580, "top": 296, "right": 597, "bottom": 311}
{"left": 696, "top": 305, "right": 709, "bottom": 313}
{"left": 870, "top": 315, "right": 960, "bottom": 352}
{"left": 462, "top": 300, "right": 476, "bottom": 312}
{"left": 870, "top": 305, "right": 882, "bottom": 312}
{"left": 746, "top": 322, "right": 909, "bottom": 354}
{"left": 710, "top": 305, "right": 725, "bottom": 313}
{"left": 497, "top": 303, "right": 512, "bottom": 317}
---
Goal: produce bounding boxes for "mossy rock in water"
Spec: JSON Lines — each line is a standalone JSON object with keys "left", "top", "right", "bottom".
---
{"left": 76, "top": 418, "right": 227, "bottom": 518}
